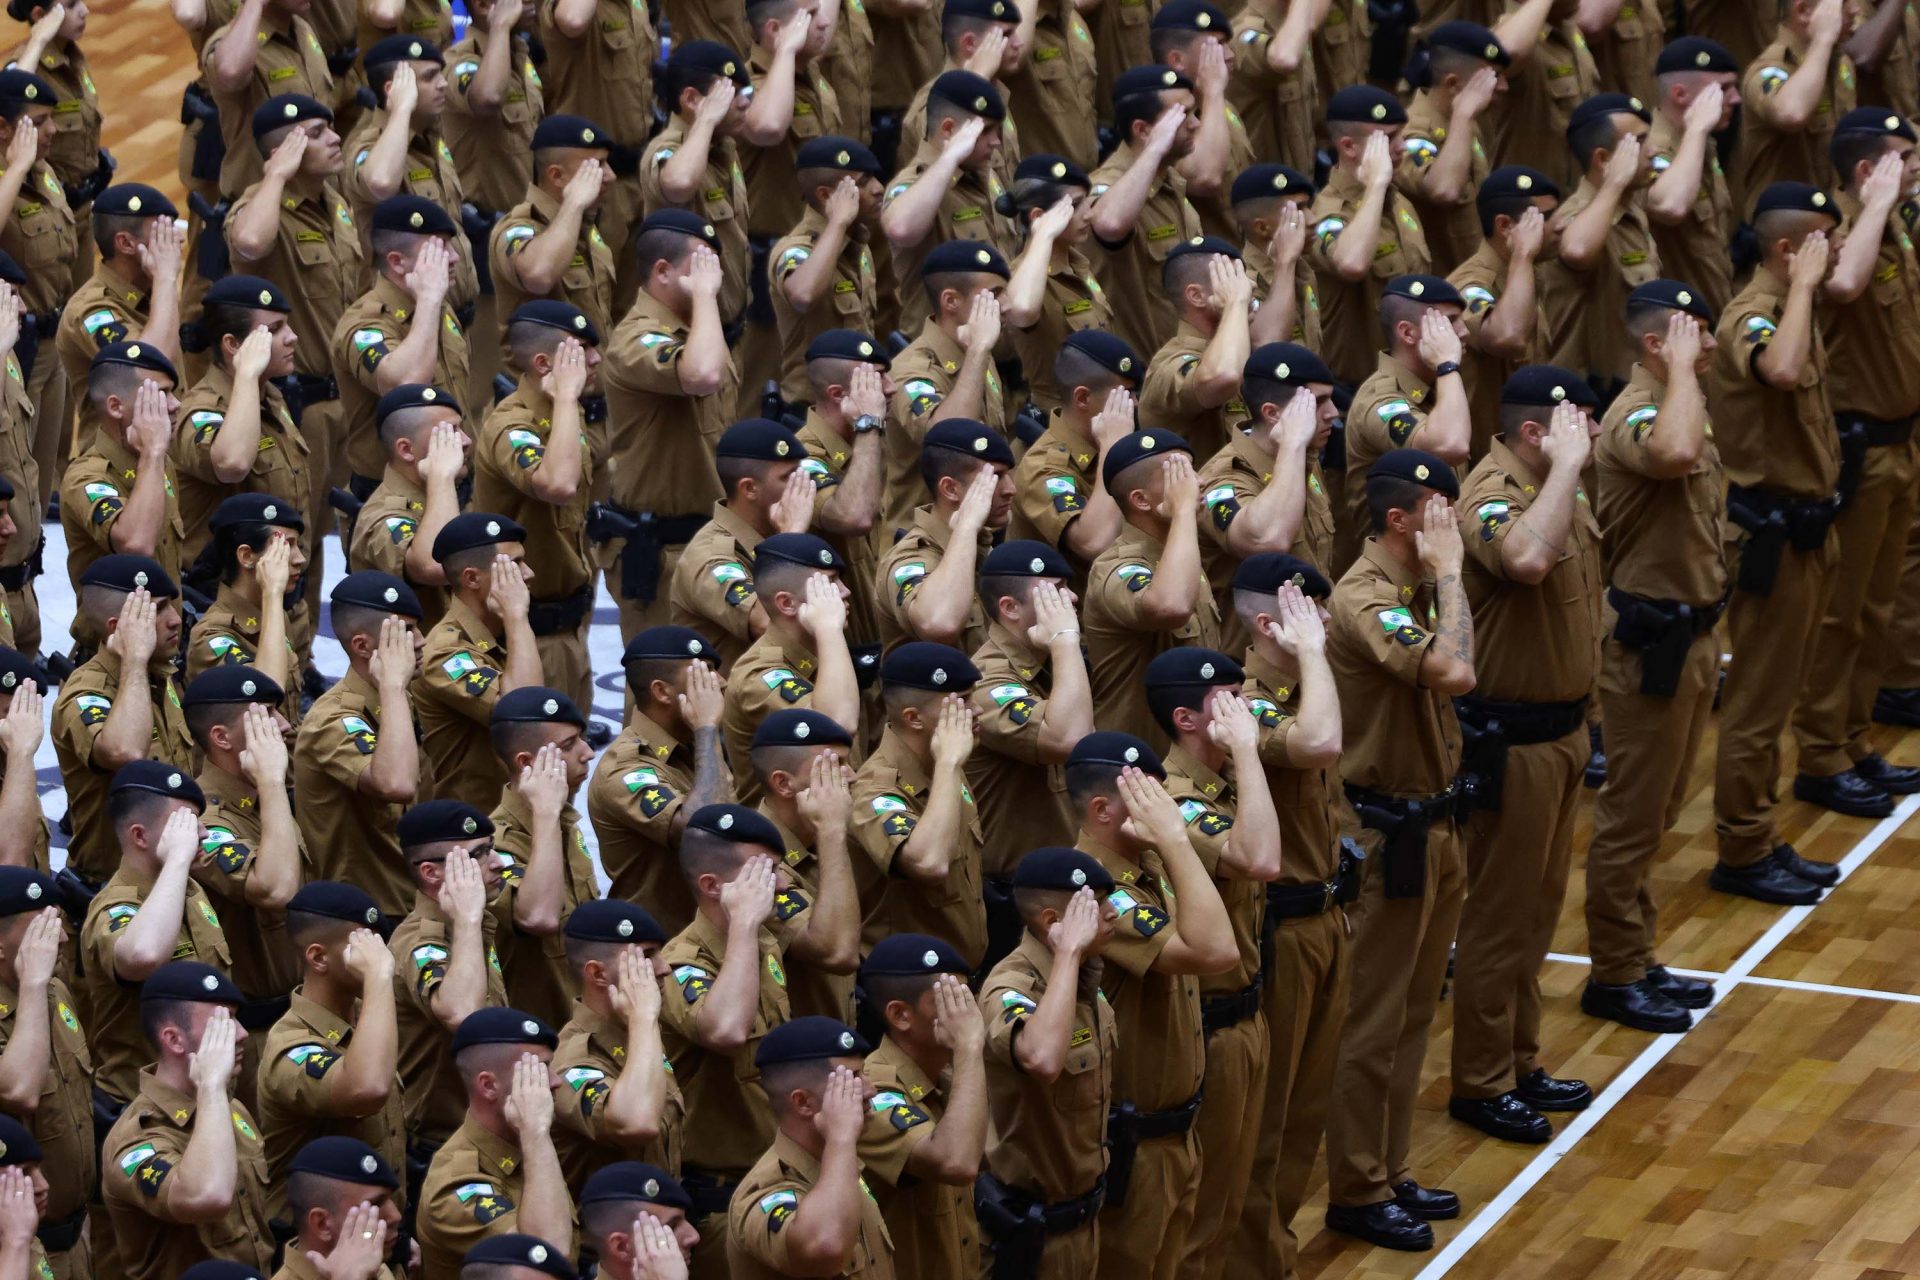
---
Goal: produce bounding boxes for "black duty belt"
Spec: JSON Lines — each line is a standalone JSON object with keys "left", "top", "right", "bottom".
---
{"left": 975, "top": 1171, "right": 1105, "bottom": 1280}
{"left": 528, "top": 587, "right": 593, "bottom": 636}
{"left": 1201, "top": 978, "right": 1262, "bottom": 1034}
{"left": 1344, "top": 781, "right": 1463, "bottom": 900}
{"left": 1105, "top": 1087, "right": 1203, "bottom": 1209}
{"left": 585, "top": 504, "right": 708, "bottom": 606}
{"left": 1607, "top": 584, "right": 1726, "bottom": 697}
{"left": 1726, "top": 482, "right": 1840, "bottom": 597}
{"left": 679, "top": 1167, "right": 741, "bottom": 1219}
{"left": 0, "top": 532, "right": 43, "bottom": 591}
{"left": 1455, "top": 695, "right": 1588, "bottom": 814}
{"left": 1266, "top": 846, "right": 1362, "bottom": 923}
{"left": 37, "top": 1207, "right": 84, "bottom": 1254}
{"left": 1839, "top": 410, "right": 1919, "bottom": 449}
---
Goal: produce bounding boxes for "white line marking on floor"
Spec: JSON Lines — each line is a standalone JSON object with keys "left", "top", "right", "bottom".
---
{"left": 1416, "top": 793, "right": 1920, "bottom": 1278}
{"left": 1544, "top": 955, "right": 1920, "bottom": 1006}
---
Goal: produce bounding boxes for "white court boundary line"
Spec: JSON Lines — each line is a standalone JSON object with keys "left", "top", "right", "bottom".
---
{"left": 1415, "top": 793, "right": 1920, "bottom": 1278}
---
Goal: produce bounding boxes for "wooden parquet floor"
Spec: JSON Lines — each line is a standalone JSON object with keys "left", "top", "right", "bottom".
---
{"left": 78, "top": 8, "right": 1920, "bottom": 1277}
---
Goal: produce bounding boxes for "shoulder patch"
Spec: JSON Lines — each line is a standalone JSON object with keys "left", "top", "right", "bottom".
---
{"left": 1377, "top": 606, "right": 1426, "bottom": 645}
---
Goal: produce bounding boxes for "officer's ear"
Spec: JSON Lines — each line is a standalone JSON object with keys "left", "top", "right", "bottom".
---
{"left": 883, "top": 996, "right": 917, "bottom": 1035}
{"left": 694, "top": 870, "right": 726, "bottom": 901}
{"left": 1170, "top": 703, "right": 1204, "bottom": 735}
{"left": 1520, "top": 414, "right": 1549, "bottom": 448}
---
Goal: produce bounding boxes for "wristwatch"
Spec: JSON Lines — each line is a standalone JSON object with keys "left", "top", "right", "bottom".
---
{"left": 852, "top": 413, "right": 884, "bottom": 435}
{"left": 1434, "top": 360, "right": 1462, "bottom": 379}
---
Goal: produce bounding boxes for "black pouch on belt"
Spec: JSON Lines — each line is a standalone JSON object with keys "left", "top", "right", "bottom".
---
{"left": 1103, "top": 1102, "right": 1139, "bottom": 1208}
{"left": 181, "top": 82, "right": 225, "bottom": 184}
{"left": 1454, "top": 702, "right": 1509, "bottom": 814}
{"left": 188, "top": 192, "right": 232, "bottom": 282}
{"left": 462, "top": 203, "right": 502, "bottom": 295}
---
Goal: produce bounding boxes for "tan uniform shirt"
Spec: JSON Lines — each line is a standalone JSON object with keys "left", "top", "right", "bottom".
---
{"left": 641, "top": 119, "right": 750, "bottom": 321}
{"left": 1708, "top": 266, "right": 1841, "bottom": 501}
{"left": 50, "top": 652, "right": 193, "bottom": 885}
{"left": 849, "top": 727, "right": 987, "bottom": 966}
{"left": 858, "top": 1034, "right": 974, "bottom": 1280}
{"left": 1645, "top": 109, "right": 1735, "bottom": 320}
{"left": 1493, "top": 17, "right": 1598, "bottom": 191}
{"left": 416, "top": 1117, "right": 538, "bottom": 1280}
{"left": 1737, "top": 36, "right": 1858, "bottom": 213}
{"left": 1008, "top": 408, "right": 1099, "bottom": 552}
{"left": 882, "top": 143, "right": 1016, "bottom": 336}
{"left": 472, "top": 382, "right": 594, "bottom": 602}
{"left": 0, "top": 350, "right": 38, "bottom": 562}
{"left": 489, "top": 186, "right": 617, "bottom": 362}
{"left": 1593, "top": 361, "right": 1728, "bottom": 607}
{"left": 1006, "top": 2, "right": 1099, "bottom": 171}
{"left": 1400, "top": 90, "right": 1490, "bottom": 275}
{"left": 1541, "top": 179, "right": 1659, "bottom": 388}
{"left": 1244, "top": 235, "right": 1323, "bottom": 354}
{"left": 587, "top": 714, "right": 704, "bottom": 933}
{"left": 1243, "top": 650, "right": 1339, "bottom": 887}
{"left": 874, "top": 504, "right": 992, "bottom": 655}
{"left": 553, "top": 998, "right": 687, "bottom": 1187}
{"left": 794, "top": 412, "right": 887, "bottom": 648}
{"left": 1312, "top": 0, "right": 1372, "bottom": 98}
{"left": 101, "top": 1069, "right": 273, "bottom": 1280}
{"left": 770, "top": 210, "right": 881, "bottom": 406}
{"left": 1009, "top": 247, "right": 1113, "bottom": 414}
{"left": 33, "top": 42, "right": 102, "bottom": 195}
{"left": 194, "top": 762, "right": 304, "bottom": 1001}
{"left": 965, "top": 621, "right": 1075, "bottom": 878}
{"left": 0, "top": 161, "right": 75, "bottom": 322}
{"left": 1084, "top": 522, "right": 1224, "bottom": 751}
{"left": 601, "top": 289, "right": 733, "bottom": 519}
{"left": 1306, "top": 168, "right": 1433, "bottom": 384}
{"left": 745, "top": 49, "right": 841, "bottom": 240}
{"left": 225, "top": 180, "right": 363, "bottom": 382}
{"left": 1087, "top": 144, "right": 1204, "bottom": 357}
{"left": 339, "top": 116, "right": 478, "bottom": 315}
{"left": 443, "top": 30, "right": 545, "bottom": 217}
{"left": 726, "top": 1129, "right": 896, "bottom": 1280}
{"left": 1229, "top": 7, "right": 1320, "bottom": 173}
{"left": 869, "top": 7, "right": 942, "bottom": 114}
{"left": 669, "top": 501, "right": 768, "bottom": 670}
{"left": 819, "top": 0, "right": 875, "bottom": 144}
{"left": 413, "top": 596, "right": 512, "bottom": 812}
{"left": 1343, "top": 355, "right": 1441, "bottom": 557}
{"left": 184, "top": 586, "right": 306, "bottom": 728}
{"left": 170, "top": 363, "right": 312, "bottom": 562}
{"left": 203, "top": 15, "right": 332, "bottom": 197}
{"left": 723, "top": 631, "right": 829, "bottom": 806}
{"left": 0, "top": 977, "right": 94, "bottom": 1232}
{"left": 535, "top": 0, "right": 655, "bottom": 143}
{"left": 756, "top": 808, "right": 856, "bottom": 1023}
{"left": 389, "top": 892, "right": 508, "bottom": 1144}
{"left": 56, "top": 266, "right": 144, "bottom": 446}
{"left": 1140, "top": 320, "right": 1251, "bottom": 466}
{"left": 1162, "top": 745, "right": 1261, "bottom": 996}
{"left": 60, "top": 432, "right": 187, "bottom": 593}
{"left": 884, "top": 325, "right": 1010, "bottom": 531}
{"left": 347, "top": 466, "right": 451, "bottom": 625}
{"left": 488, "top": 788, "right": 599, "bottom": 1026}
{"left": 1587, "top": 0, "right": 1665, "bottom": 105}
{"left": 1451, "top": 239, "right": 1547, "bottom": 461}
{"left": 1198, "top": 424, "right": 1336, "bottom": 584}
{"left": 1824, "top": 189, "right": 1920, "bottom": 419}
{"left": 335, "top": 275, "right": 473, "bottom": 482}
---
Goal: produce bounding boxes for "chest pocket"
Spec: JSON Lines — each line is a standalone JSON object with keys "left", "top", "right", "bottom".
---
{"left": 832, "top": 278, "right": 868, "bottom": 316}
{"left": 1117, "top": 0, "right": 1149, "bottom": 27}
{"left": 12, "top": 211, "right": 65, "bottom": 267}
{"left": 1613, "top": 7, "right": 1646, "bottom": 39}
{"left": 294, "top": 238, "right": 346, "bottom": 296}
{"left": 1545, "top": 62, "right": 1585, "bottom": 100}
{"left": 1054, "top": 1027, "right": 1105, "bottom": 1113}
{"left": 600, "top": 18, "right": 635, "bottom": 50}
{"left": 500, "top": 94, "right": 535, "bottom": 127}
{"left": 791, "top": 105, "right": 827, "bottom": 141}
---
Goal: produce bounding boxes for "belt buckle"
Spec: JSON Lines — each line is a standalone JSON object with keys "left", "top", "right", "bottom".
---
{"left": 1321, "top": 877, "right": 1336, "bottom": 910}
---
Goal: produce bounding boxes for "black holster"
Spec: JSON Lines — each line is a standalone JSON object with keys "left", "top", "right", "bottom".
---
{"left": 1726, "top": 483, "right": 1838, "bottom": 597}
{"left": 0, "top": 532, "right": 41, "bottom": 593}
{"left": 180, "top": 82, "right": 225, "bottom": 185}
{"left": 1014, "top": 399, "right": 1047, "bottom": 448}
{"left": 679, "top": 1168, "right": 740, "bottom": 1220}
{"left": 1453, "top": 695, "right": 1589, "bottom": 813}
{"left": 90, "top": 1086, "right": 126, "bottom": 1170}
{"left": 187, "top": 192, "right": 231, "bottom": 282}
{"left": 238, "top": 993, "right": 292, "bottom": 1031}
{"left": 975, "top": 1173, "right": 1048, "bottom": 1280}
{"left": 62, "top": 147, "right": 115, "bottom": 211}
{"left": 1104, "top": 1101, "right": 1140, "bottom": 1208}
{"left": 527, "top": 587, "right": 593, "bottom": 636}
{"left": 403, "top": 1135, "right": 440, "bottom": 1239}
{"left": 980, "top": 876, "right": 1023, "bottom": 980}
{"left": 1608, "top": 586, "right": 1723, "bottom": 697}
{"left": 461, "top": 203, "right": 502, "bottom": 296}
{"left": 606, "top": 142, "right": 640, "bottom": 178}
{"left": 868, "top": 109, "right": 904, "bottom": 178}
{"left": 747, "top": 233, "right": 776, "bottom": 327}
{"left": 52, "top": 867, "right": 99, "bottom": 935}
{"left": 36, "top": 1207, "right": 84, "bottom": 1255}
{"left": 586, "top": 504, "right": 704, "bottom": 606}
{"left": 1344, "top": 784, "right": 1456, "bottom": 899}
{"left": 1836, "top": 418, "right": 1868, "bottom": 510}
{"left": 851, "top": 642, "right": 881, "bottom": 691}
{"left": 326, "top": 45, "right": 361, "bottom": 76}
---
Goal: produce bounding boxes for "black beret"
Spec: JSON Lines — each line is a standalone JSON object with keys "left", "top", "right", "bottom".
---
{"left": 624, "top": 626, "right": 717, "bottom": 663}
{"left": 0, "top": 474, "right": 11, "bottom": 504}
{"left": 1244, "top": 341, "right": 1335, "bottom": 391}
{"left": 717, "top": 417, "right": 809, "bottom": 462}
{"left": 880, "top": 641, "right": 980, "bottom": 691}
{"left": 923, "top": 419, "right": 1014, "bottom": 467}
{"left": 287, "top": 1136, "right": 400, "bottom": 1189}
{"left": 1233, "top": 552, "right": 1332, "bottom": 599}
{"left": 374, "top": 382, "right": 461, "bottom": 428}
{"left": 452, "top": 1007, "right": 557, "bottom": 1054}
{"left": 1500, "top": 364, "right": 1601, "bottom": 409}
{"left": 580, "top": 1162, "right": 693, "bottom": 1210}
{"left": 565, "top": 898, "right": 667, "bottom": 945}
{"left": 805, "top": 329, "right": 885, "bottom": 363}
{"left": 209, "top": 491, "right": 304, "bottom": 533}
{"left": 508, "top": 299, "right": 600, "bottom": 345}
{"left": 141, "top": 961, "right": 241, "bottom": 1005}
{"left": 0, "top": 646, "right": 35, "bottom": 694}
{"left": 1014, "top": 153, "right": 1091, "bottom": 188}
{"left": 530, "top": 113, "right": 611, "bottom": 152}
{"left": 178, "top": 1265, "right": 265, "bottom": 1280}
{"left": 980, "top": 539, "right": 1073, "bottom": 580}
{"left": 1164, "top": 233, "right": 1243, "bottom": 264}
{"left": 1113, "top": 64, "right": 1193, "bottom": 104}
{"left": 1101, "top": 428, "right": 1192, "bottom": 492}
{"left": 395, "top": 799, "right": 495, "bottom": 847}
{"left": 795, "top": 135, "right": 884, "bottom": 175}
{"left": 1384, "top": 274, "right": 1464, "bottom": 307}
{"left": 1655, "top": 36, "right": 1737, "bottom": 77}
{"left": 1426, "top": 20, "right": 1508, "bottom": 66}
{"left": 286, "top": 880, "right": 388, "bottom": 930}
{"left": 460, "top": 1236, "right": 571, "bottom": 1280}
{"left": 363, "top": 33, "right": 444, "bottom": 68}
{"left": 946, "top": 0, "right": 1021, "bottom": 20}
{"left": 751, "top": 708, "right": 854, "bottom": 749}
{"left": 1835, "top": 106, "right": 1918, "bottom": 143}
{"left": 432, "top": 511, "right": 527, "bottom": 562}
{"left": 0, "top": 250, "right": 23, "bottom": 286}
{"left": 921, "top": 238, "right": 1010, "bottom": 279}
{"left": 490, "top": 686, "right": 587, "bottom": 728}
{"left": 80, "top": 553, "right": 178, "bottom": 598}
{"left": 1230, "top": 163, "right": 1315, "bottom": 205}
{"left": 182, "top": 665, "right": 286, "bottom": 709}
{"left": 755, "top": 532, "right": 847, "bottom": 574}
{"left": 1478, "top": 164, "right": 1560, "bottom": 205}
{"left": 95, "top": 184, "right": 179, "bottom": 220}
{"left": 90, "top": 338, "right": 178, "bottom": 384}
{"left": 1568, "top": 92, "right": 1651, "bottom": 138}
{"left": 252, "top": 93, "right": 332, "bottom": 139}
{"left": 1065, "top": 730, "right": 1165, "bottom": 775}
{"left": 754, "top": 1015, "right": 870, "bottom": 1068}
{"left": 331, "top": 570, "right": 423, "bottom": 619}
{"left": 1626, "top": 277, "right": 1717, "bottom": 324}
{"left": 863, "top": 932, "right": 969, "bottom": 978}
{"left": 668, "top": 39, "right": 750, "bottom": 84}
{"left": 639, "top": 208, "right": 722, "bottom": 249}
{"left": 685, "top": 803, "right": 785, "bottom": 849}
{"left": 1368, "top": 447, "right": 1461, "bottom": 497}
{"left": 1326, "top": 84, "right": 1406, "bottom": 125}
{"left": 204, "top": 274, "right": 290, "bottom": 313}
{"left": 1062, "top": 329, "right": 1142, "bottom": 382}
{"left": 1752, "top": 180, "right": 1839, "bottom": 218}
{"left": 1151, "top": 0, "right": 1226, "bottom": 32}
{"left": 1144, "top": 646, "right": 1244, "bottom": 690}
{"left": 110, "top": 760, "right": 205, "bottom": 808}
{"left": 0, "top": 866, "right": 54, "bottom": 918}
{"left": 0, "top": 69, "right": 55, "bottom": 111}
{"left": 371, "top": 194, "right": 457, "bottom": 236}
{"left": 1011, "top": 846, "right": 1115, "bottom": 892}
{"left": 928, "top": 69, "right": 1005, "bottom": 121}
{"left": 0, "top": 1114, "right": 41, "bottom": 1166}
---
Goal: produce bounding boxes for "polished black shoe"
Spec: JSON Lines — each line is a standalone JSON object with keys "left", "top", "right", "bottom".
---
{"left": 1516, "top": 1068, "right": 1593, "bottom": 1112}
{"left": 1855, "top": 752, "right": 1920, "bottom": 795}
{"left": 1448, "top": 1092, "right": 1551, "bottom": 1143}
{"left": 1584, "top": 723, "right": 1606, "bottom": 788}
{"left": 1771, "top": 842, "right": 1839, "bottom": 887}
{"left": 1709, "top": 857, "right": 1823, "bottom": 905}
{"left": 1392, "top": 1179, "right": 1461, "bottom": 1221}
{"left": 1646, "top": 965, "right": 1713, "bottom": 1009}
{"left": 1325, "top": 1199, "right": 1434, "bottom": 1251}
{"left": 1792, "top": 769, "right": 1895, "bottom": 819}
{"left": 1580, "top": 978, "right": 1693, "bottom": 1033}
{"left": 1873, "top": 686, "right": 1920, "bottom": 728}
{"left": 584, "top": 720, "right": 615, "bottom": 750}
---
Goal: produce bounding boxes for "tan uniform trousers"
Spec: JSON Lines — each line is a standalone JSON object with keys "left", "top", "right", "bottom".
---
{"left": 990, "top": 1221, "right": 1098, "bottom": 1280}
{"left": 1713, "top": 531, "right": 1840, "bottom": 866}
{"left": 1096, "top": 1127, "right": 1198, "bottom": 1280}
{"left": 5, "top": 583, "right": 40, "bottom": 656}
{"left": 1325, "top": 819, "right": 1465, "bottom": 1207}
{"left": 1877, "top": 501, "right": 1920, "bottom": 689}
{"left": 1231, "top": 908, "right": 1347, "bottom": 1280}
{"left": 27, "top": 345, "right": 66, "bottom": 511}
{"left": 1452, "top": 724, "right": 1586, "bottom": 1099}
{"left": 1176, "top": 1010, "right": 1267, "bottom": 1280}
{"left": 1586, "top": 633, "right": 1717, "bottom": 985}
{"left": 1792, "top": 439, "right": 1920, "bottom": 774}
{"left": 535, "top": 622, "right": 594, "bottom": 715}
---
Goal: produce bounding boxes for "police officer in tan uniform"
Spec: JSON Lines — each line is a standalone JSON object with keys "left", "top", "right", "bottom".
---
{"left": 1000, "top": 156, "right": 1116, "bottom": 417}
{"left": 577, "top": 1160, "right": 703, "bottom": 1277}
{"left": 550, "top": 899, "right": 684, "bottom": 1188}
{"left": 1084, "top": 430, "right": 1223, "bottom": 751}
{"left": 201, "top": 0, "right": 334, "bottom": 201}
{"left": 1231, "top": 165, "right": 1320, "bottom": 354}
{"left": 1737, "top": 0, "right": 1856, "bottom": 212}
{"left": 877, "top": 423, "right": 1013, "bottom": 655}
{"left": 100, "top": 962, "right": 272, "bottom": 1280}
{"left": 291, "top": 572, "right": 431, "bottom": 914}
{"left": 1321, "top": 449, "right": 1475, "bottom": 1253}
{"left": 442, "top": 0, "right": 542, "bottom": 227}
{"left": 856, "top": 934, "right": 989, "bottom": 1280}
{"left": 1398, "top": 23, "right": 1506, "bottom": 276}
{"left": 1008, "top": 329, "right": 1138, "bottom": 565}
{"left": 791, "top": 331, "right": 889, "bottom": 664}
{"left": 1448, "top": 367, "right": 1602, "bottom": 1145}
{"left": 12, "top": 0, "right": 105, "bottom": 277}
{"left": 488, "top": 116, "right": 615, "bottom": 368}
{"left": 0, "top": 69, "right": 76, "bottom": 510}
{"left": 771, "top": 140, "right": 883, "bottom": 409}
{"left": 1140, "top": 235, "right": 1253, "bottom": 466}
{"left": 1227, "top": 0, "right": 1319, "bottom": 174}
{"left": 415, "top": 1007, "right": 574, "bottom": 1280}
{"left": 349, "top": 385, "right": 465, "bottom": 627}
{"left": 0, "top": 261, "right": 43, "bottom": 653}
{"left": 975, "top": 847, "right": 1117, "bottom": 1280}
{"left": 473, "top": 301, "right": 598, "bottom": 710}
{"left": 1451, "top": 167, "right": 1557, "bottom": 460}
{"left": 1486, "top": 0, "right": 1598, "bottom": 191}
{"left": 1644, "top": 39, "right": 1740, "bottom": 320}
{"left": 60, "top": 340, "right": 187, "bottom": 595}
{"left": 1005, "top": 0, "right": 1097, "bottom": 171}
{"left": 725, "top": 1017, "right": 894, "bottom": 1280}
{"left": 275, "top": 1135, "right": 408, "bottom": 1280}
{"left": 588, "top": 627, "right": 733, "bottom": 931}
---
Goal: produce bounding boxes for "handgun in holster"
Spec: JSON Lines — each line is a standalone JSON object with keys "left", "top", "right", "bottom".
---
{"left": 187, "top": 192, "right": 232, "bottom": 282}
{"left": 1103, "top": 1102, "right": 1140, "bottom": 1207}
{"left": 62, "top": 147, "right": 115, "bottom": 211}
{"left": 974, "top": 1174, "right": 1046, "bottom": 1280}
{"left": 1453, "top": 704, "right": 1509, "bottom": 814}
{"left": 1726, "top": 488, "right": 1790, "bottom": 597}
{"left": 1608, "top": 589, "right": 1697, "bottom": 697}
{"left": 180, "top": 82, "right": 225, "bottom": 185}
{"left": 51, "top": 868, "right": 98, "bottom": 936}
{"left": 586, "top": 502, "right": 658, "bottom": 605}
{"left": 461, "top": 203, "right": 502, "bottom": 295}
{"left": 1347, "top": 796, "right": 1430, "bottom": 900}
